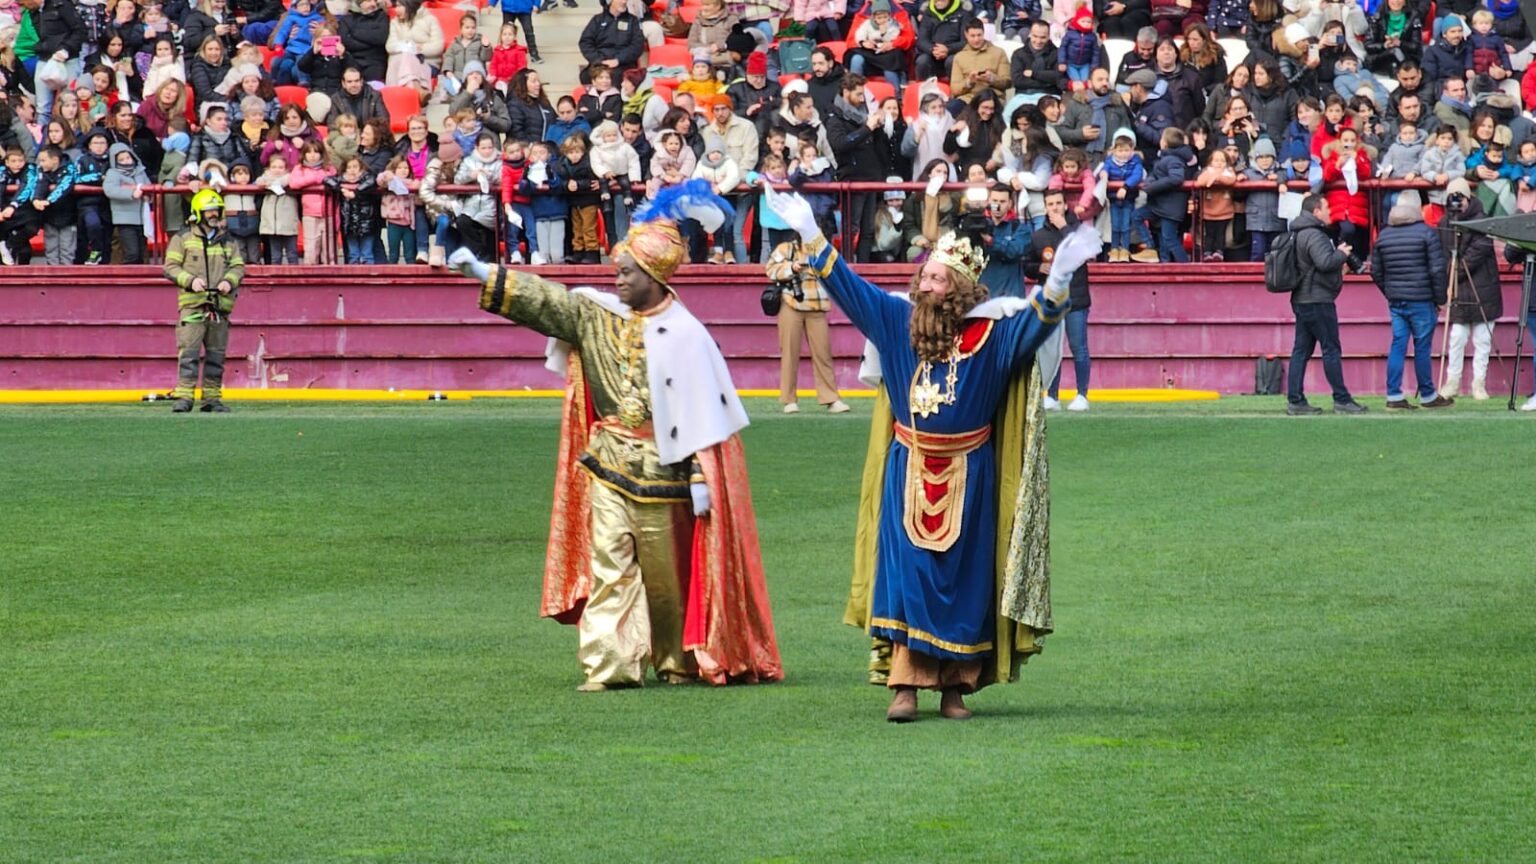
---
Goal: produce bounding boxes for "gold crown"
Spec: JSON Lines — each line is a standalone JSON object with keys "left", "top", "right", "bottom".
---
{"left": 931, "top": 232, "right": 988, "bottom": 284}
{"left": 612, "top": 221, "right": 687, "bottom": 286}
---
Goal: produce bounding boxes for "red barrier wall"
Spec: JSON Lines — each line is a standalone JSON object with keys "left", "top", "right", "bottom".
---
{"left": 1, "top": 264, "right": 1529, "bottom": 395}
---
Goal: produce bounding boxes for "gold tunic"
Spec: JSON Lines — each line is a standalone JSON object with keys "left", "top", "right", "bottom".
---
{"left": 480, "top": 267, "right": 695, "bottom": 685}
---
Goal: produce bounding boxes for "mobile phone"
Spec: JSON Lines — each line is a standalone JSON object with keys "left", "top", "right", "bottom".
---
{"left": 319, "top": 35, "right": 339, "bottom": 56}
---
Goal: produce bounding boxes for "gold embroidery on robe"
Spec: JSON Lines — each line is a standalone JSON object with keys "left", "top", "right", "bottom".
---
{"left": 894, "top": 424, "right": 991, "bottom": 553}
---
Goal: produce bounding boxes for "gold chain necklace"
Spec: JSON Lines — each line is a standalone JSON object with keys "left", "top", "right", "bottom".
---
{"left": 909, "top": 347, "right": 961, "bottom": 419}
{"left": 615, "top": 316, "right": 648, "bottom": 428}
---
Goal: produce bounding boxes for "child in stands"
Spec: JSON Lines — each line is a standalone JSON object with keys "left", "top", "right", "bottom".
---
{"left": 0, "top": 148, "right": 39, "bottom": 266}
{"left": 499, "top": 137, "right": 533, "bottom": 264}
{"left": 1138, "top": 126, "right": 1193, "bottom": 263}
{"left": 518, "top": 140, "right": 565, "bottom": 265}
{"left": 255, "top": 152, "right": 300, "bottom": 264}
{"left": 27, "top": 146, "right": 80, "bottom": 265}
{"left": 380, "top": 155, "right": 419, "bottom": 264}
{"left": 1196, "top": 147, "right": 1239, "bottom": 262}
{"left": 560, "top": 133, "right": 604, "bottom": 265}
{"left": 101, "top": 142, "right": 151, "bottom": 265}
{"left": 1101, "top": 129, "right": 1146, "bottom": 263}
{"left": 222, "top": 157, "right": 263, "bottom": 264}
{"left": 326, "top": 155, "right": 382, "bottom": 265}
{"left": 287, "top": 139, "right": 337, "bottom": 264}
{"left": 73, "top": 129, "right": 114, "bottom": 264}
{"left": 1242, "top": 138, "right": 1284, "bottom": 260}
{"left": 1048, "top": 147, "right": 1099, "bottom": 224}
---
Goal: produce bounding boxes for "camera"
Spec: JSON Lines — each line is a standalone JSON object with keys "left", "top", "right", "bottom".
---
{"left": 1345, "top": 253, "right": 1367, "bottom": 275}
{"left": 773, "top": 277, "right": 803, "bottom": 303}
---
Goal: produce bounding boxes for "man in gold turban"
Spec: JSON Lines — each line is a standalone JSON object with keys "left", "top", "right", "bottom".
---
{"left": 448, "top": 180, "right": 783, "bottom": 690}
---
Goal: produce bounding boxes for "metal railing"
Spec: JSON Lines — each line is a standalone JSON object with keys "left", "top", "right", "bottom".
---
{"left": 2, "top": 178, "right": 1452, "bottom": 266}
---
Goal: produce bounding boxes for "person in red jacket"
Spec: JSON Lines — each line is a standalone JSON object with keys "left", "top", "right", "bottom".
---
{"left": 1320, "top": 127, "right": 1373, "bottom": 256}
{"left": 499, "top": 136, "right": 533, "bottom": 263}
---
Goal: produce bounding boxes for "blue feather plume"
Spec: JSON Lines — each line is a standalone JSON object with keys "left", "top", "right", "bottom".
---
{"left": 632, "top": 178, "right": 735, "bottom": 233}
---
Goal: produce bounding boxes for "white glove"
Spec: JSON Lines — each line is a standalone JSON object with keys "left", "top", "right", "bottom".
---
{"left": 761, "top": 179, "right": 821, "bottom": 243}
{"left": 1043, "top": 223, "right": 1103, "bottom": 305}
{"left": 448, "top": 247, "right": 490, "bottom": 280}
{"left": 691, "top": 481, "right": 711, "bottom": 516}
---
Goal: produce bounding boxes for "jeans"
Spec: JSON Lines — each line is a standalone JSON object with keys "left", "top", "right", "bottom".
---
{"left": 1287, "top": 301, "right": 1353, "bottom": 405}
{"left": 1134, "top": 206, "right": 1187, "bottom": 261}
{"left": 1109, "top": 200, "right": 1135, "bottom": 249}
{"left": 728, "top": 195, "right": 749, "bottom": 263}
{"left": 271, "top": 55, "right": 308, "bottom": 86}
{"left": 414, "top": 206, "right": 430, "bottom": 256}
{"left": 1250, "top": 229, "right": 1277, "bottom": 261}
{"left": 115, "top": 226, "right": 146, "bottom": 264}
{"left": 386, "top": 224, "right": 416, "bottom": 263}
{"left": 345, "top": 235, "right": 375, "bottom": 264}
{"left": 846, "top": 52, "right": 903, "bottom": 90}
{"left": 1386, "top": 300, "right": 1438, "bottom": 401}
{"left": 1049, "top": 308, "right": 1091, "bottom": 399}
{"left": 507, "top": 203, "right": 536, "bottom": 254}
{"left": 433, "top": 213, "right": 459, "bottom": 256}
{"left": 35, "top": 56, "right": 82, "bottom": 127}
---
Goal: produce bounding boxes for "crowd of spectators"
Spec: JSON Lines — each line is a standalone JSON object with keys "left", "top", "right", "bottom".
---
{"left": 0, "top": 0, "right": 1533, "bottom": 273}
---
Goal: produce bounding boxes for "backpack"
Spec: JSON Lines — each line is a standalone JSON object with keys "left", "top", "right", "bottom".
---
{"left": 1254, "top": 356, "right": 1285, "bottom": 395}
{"left": 1263, "top": 228, "right": 1306, "bottom": 293}
{"left": 777, "top": 38, "right": 813, "bottom": 75}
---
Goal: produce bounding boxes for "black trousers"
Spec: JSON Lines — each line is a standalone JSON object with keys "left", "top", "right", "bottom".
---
{"left": 1287, "top": 301, "right": 1353, "bottom": 406}
{"left": 845, "top": 191, "right": 877, "bottom": 263}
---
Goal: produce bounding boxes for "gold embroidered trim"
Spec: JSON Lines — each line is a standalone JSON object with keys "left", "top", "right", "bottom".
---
{"left": 870, "top": 617, "right": 994, "bottom": 655}
{"left": 1031, "top": 295, "right": 1066, "bottom": 324}
{"left": 894, "top": 424, "right": 991, "bottom": 553}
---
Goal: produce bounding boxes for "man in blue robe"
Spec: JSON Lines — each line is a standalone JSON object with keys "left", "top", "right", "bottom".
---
{"left": 764, "top": 183, "right": 1101, "bottom": 722}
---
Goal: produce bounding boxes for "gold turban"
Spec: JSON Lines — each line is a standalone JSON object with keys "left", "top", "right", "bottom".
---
{"left": 612, "top": 220, "right": 687, "bottom": 287}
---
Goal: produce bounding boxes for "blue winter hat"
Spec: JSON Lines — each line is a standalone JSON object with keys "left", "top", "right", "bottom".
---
{"left": 1281, "top": 138, "right": 1310, "bottom": 163}
{"left": 1434, "top": 14, "right": 1465, "bottom": 41}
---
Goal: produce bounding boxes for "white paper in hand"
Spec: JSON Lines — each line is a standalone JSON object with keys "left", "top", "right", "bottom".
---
{"left": 925, "top": 173, "right": 945, "bottom": 197}
{"left": 269, "top": 182, "right": 287, "bottom": 196}
{"left": 387, "top": 177, "right": 410, "bottom": 195}
{"left": 505, "top": 207, "right": 524, "bottom": 229}
{"left": 1277, "top": 190, "right": 1304, "bottom": 221}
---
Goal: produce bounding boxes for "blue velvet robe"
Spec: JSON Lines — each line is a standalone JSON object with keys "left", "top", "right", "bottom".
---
{"left": 810, "top": 241, "right": 1066, "bottom": 661}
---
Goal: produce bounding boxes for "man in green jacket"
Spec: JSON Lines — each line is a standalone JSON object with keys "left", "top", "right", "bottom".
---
{"left": 164, "top": 189, "right": 245, "bottom": 413}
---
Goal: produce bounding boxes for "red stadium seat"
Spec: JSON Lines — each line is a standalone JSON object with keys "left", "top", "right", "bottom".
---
{"left": 676, "top": 5, "right": 700, "bottom": 24}
{"left": 257, "top": 45, "right": 283, "bottom": 71}
{"left": 379, "top": 85, "right": 422, "bottom": 133}
{"left": 778, "top": 73, "right": 807, "bottom": 87}
{"left": 274, "top": 85, "right": 310, "bottom": 108}
{"left": 901, "top": 80, "right": 948, "bottom": 120}
{"left": 649, "top": 42, "right": 692, "bottom": 69}
{"left": 824, "top": 41, "right": 848, "bottom": 63}
{"left": 426, "top": 5, "right": 468, "bottom": 44}
{"left": 864, "top": 78, "right": 895, "bottom": 105}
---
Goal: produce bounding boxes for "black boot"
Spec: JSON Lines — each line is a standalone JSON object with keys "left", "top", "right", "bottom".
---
{"left": 200, "top": 399, "right": 231, "bottom": 413}
{"left": 172, "top": 398, "right": 194, "bottom": 413}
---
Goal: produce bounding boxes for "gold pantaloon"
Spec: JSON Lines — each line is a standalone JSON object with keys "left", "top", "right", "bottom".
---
{"left": 888, "top": 643, "right": 982, "bottom": 694}
{"left": 579, "top": 479, "right": 695, "bottom": 685}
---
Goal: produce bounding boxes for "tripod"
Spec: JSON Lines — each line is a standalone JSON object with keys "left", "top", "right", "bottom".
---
{"left": 1509, "top": 254, "right": 1535, "bottom": 411}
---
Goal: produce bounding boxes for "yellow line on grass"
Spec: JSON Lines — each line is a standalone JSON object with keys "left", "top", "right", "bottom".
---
{"left": 0, "top": 387, "right": 1220, "bottom": 404}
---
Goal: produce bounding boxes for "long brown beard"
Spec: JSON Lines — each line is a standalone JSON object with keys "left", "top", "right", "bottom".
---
{"left": 910, "top": 271, "right": 988, "bottom": 363}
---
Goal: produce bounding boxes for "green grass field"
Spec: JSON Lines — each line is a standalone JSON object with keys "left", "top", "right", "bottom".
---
{"left": 3, "top": 398, "right": 1534, "bottom": 863}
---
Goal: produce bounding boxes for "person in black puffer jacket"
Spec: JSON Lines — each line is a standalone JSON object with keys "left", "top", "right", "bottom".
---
{"left": 340, "top": 0, "right": 392, "bottom": 83}
{"left": 1285, "top": 194, "right": 1367, "bottom": 415}
{"left": 1371, "top": 189, "right": 1451, "bottom": 409}
{"left": 506, "top": 70, "right": 554, "bottom": 144}
{"left": 1438, "top": 187, "right": 1502, "bottom": 401}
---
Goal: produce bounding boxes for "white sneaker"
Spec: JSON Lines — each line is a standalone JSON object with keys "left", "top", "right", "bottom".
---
{"left": 0, "top": 242, "right": 13, "bottom": 266}
{"left": 782, "top": 402, "right": 800, "bottom": 414}
{"left": 826, "top": 400, "right": 850, "bottom": 414}
{"left": 1067, "top": 394, "right": 1090, "bottom": 411}
{"left": 1522, "top": 395, "right": 1536, "bottom": 412}
{"left": 1042, "top": 396, "right": 1061, "bottom": 411}
{"left": 530, "top": 252, "right": 547, "bottom": 266}
{"left": 1472, "top": 380, "right": 1489, "bottom": 401}
{"left": 509, "top": 251, "right": 525, "bottom": 265}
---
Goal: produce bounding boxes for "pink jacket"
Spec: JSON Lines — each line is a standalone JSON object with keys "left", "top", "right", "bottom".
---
{"left": 287, "top": 162, "right": 337, "bottom": 218}
{"left": 1048, "top": 167, "right": 1100, "bottom": 220}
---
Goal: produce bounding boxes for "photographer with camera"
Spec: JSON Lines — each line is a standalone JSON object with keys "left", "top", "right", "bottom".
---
{"left": 1285, "top": 194, "right": 1368, "bottom": 416}
{"left": 969, "top": 183, "right": 1030, "bottom": 300}
{"left": 764, "top": 238, "right": 849, "bottom": 415}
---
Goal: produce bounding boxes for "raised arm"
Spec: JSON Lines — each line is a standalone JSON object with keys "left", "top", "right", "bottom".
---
{"left": 451, "top": 252, "right": 587, "bottom": 346}
{"left": 762, "top": 182, "right": 906, "bottom": 343}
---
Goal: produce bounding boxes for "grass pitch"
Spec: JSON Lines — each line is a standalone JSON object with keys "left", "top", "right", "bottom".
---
{"left": 2, "top": 397, "right": 1534, "bottom": 863}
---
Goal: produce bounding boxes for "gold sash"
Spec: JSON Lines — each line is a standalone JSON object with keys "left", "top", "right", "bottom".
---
{"left": 893, "top": 423, "right": 991, "bottom": 553}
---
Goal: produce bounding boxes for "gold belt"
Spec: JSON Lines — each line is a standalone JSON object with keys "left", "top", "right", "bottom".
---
{"left": 893, "top": 423, "right": 991, "bottom": 553}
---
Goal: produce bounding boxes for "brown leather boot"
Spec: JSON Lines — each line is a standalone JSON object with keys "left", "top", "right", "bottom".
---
{"left": 886, "top": 687, "right": 918, "bottom": 723}
{"left": 939, "top": 688, "right": 972, "bottom": 720}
